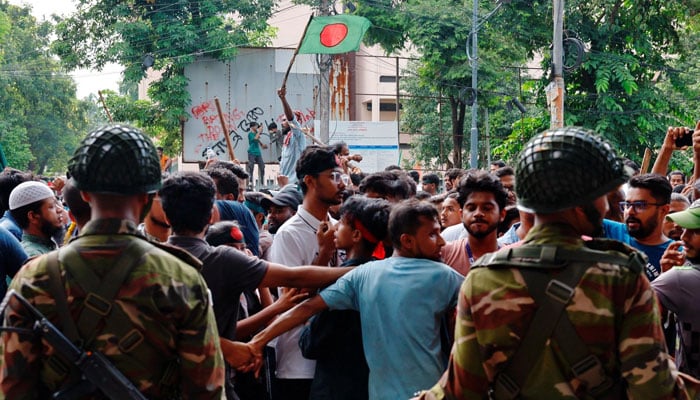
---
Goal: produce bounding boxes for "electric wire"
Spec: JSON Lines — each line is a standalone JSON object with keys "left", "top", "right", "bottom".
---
{"left": 2, "top": 0, "right": 698, "bottom": 123}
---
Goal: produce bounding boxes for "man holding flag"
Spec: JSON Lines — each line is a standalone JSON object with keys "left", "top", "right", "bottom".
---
{"left": 277, "top": 86, "right": 307, "bottom": 185}
{"left": 277, "top": 14, "right": 371, "bottom": 185}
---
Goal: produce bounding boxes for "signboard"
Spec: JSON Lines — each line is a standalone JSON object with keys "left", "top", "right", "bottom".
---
{"left": 314, "top": 120, "right": 399, "bottom": 173}
{"left": 183, "top": 49, "right": 319, "bottom": 163}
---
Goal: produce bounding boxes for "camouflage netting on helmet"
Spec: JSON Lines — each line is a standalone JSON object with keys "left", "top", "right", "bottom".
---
{"left": 67, "top": 125, "right": 162, "bottom": 195}
{"left": 515, "top": 126, "right": 629, "bottom": 214}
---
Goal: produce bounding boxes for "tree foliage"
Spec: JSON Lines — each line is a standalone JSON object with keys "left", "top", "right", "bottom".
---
{"left": 649, "top": 10, "right": 700, "bottom": 173}
{"left": 352, "top": 0, "right": 533, "bottom": 168}
{"left": 0, "top": 4, "right": 92, "bottom": 173}
{"left": 400, "top": 66, "right": 454, "bottom": 169}
{"left": 52, "top": 0, "right": 277, "bottom": 152}
{"left": 356, "top": 0, "right": 700, "bottom": 169}
{"left": 43, "top": 0, "right": 700, "bottom": 171}
{"left": 548, "top": 0, "right": 693, "bottom": 163}
{"left": 98, "top": 89, "right": 176, "bottom": 148}
{"left": 403, "top": 0, "right": 472, "bottom": 168}
{"left": 494, "top": 0, "right": 700, "bottom": 164}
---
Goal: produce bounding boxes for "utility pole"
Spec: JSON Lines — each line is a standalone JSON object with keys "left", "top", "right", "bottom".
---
{"left": 396, "top": 56, "right": 401, "bottom": 158}
{"left": 319, "top": 55, "right": 331, "bottom": 143}
{"left": 485, "top": 107, "right": 490, "bottom": 167}
{"left": 318, "top": 0, "right": 331, "bottom": 143}
{"left": 469, "top": 0, "right": 479, "bottom": 169}
{"left": 468, "top": 0, "right": 509, "bottom": 169}
{"left": 549, "top": 0, "right": 565, "bottom": 128}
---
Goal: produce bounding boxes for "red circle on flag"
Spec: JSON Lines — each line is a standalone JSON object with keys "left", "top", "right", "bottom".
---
{"left": 320, "top": 23, "right": 349, "bottom": 47}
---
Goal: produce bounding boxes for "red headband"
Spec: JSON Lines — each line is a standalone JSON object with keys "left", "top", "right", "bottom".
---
{"left": 230, "top": 226, "right": 244, "bottom": 242}
{"left": 351, "top": 218, "right": 385, "bottom": 260}
{"left": 353, "top": 219, "right": 378, "bottom": 244}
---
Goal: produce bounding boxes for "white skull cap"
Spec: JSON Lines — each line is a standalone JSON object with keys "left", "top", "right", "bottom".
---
{"left": 9, "top": 181, "right": 55, "bottom": 210}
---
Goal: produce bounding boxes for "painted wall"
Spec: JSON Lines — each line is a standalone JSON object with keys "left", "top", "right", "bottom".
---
{"left": 183, "top": 49, "right": 319, "bottom": 163}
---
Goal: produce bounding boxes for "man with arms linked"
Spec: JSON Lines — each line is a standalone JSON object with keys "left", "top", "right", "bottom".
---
{"left": 159, "top": 171, "right": 354, "bottom": 399}
{"left": 248, "top": 199, "right": 463, "bottom": 400}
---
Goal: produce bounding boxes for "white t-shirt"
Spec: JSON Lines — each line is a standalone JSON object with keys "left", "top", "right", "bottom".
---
{"left": 267, "top": 206, "right": 328, "bottom": 379}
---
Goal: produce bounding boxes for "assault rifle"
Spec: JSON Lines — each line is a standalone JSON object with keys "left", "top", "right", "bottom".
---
{"left": 0, "top": 289, "right": 148, "bottom": 400}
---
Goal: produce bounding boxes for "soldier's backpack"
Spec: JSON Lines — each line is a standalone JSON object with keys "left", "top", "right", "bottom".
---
{"left": 471, "top": 241, "right": 645, "bottom": 400}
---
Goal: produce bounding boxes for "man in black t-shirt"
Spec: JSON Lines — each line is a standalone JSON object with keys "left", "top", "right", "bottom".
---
{"left": 158, "top": 171, "right": 352, "bottom": 399}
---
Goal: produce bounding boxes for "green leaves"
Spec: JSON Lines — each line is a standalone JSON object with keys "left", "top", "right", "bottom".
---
{"left": 388, "top": 0, "right": 531, "bottom": 168}
{"left": 0, "top": 121, "right": 32, "bottom": 171}
{"left": 381, "top": 0, "right": 700, "bottom": 168}
{"left": 586, "top": 53, "right": 639, "bottom": 96}
{"left": 0, "top": 3, "right": 93, "bottom": 173}
{"left": 51, "top": 0, "right": 276, "bottom": 151}
{"left": 29, "top": 0, "right": 700, "bottom": 170}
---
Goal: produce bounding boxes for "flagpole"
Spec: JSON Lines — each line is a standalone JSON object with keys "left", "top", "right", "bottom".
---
{"left": 282, "top": 14, "right": 314, "bottom": 89}
{"left": 98, "top": 90, "right": 114, "bottom": 122}
{"left": 214, "top": 97, "right": 238, "bottom": 163}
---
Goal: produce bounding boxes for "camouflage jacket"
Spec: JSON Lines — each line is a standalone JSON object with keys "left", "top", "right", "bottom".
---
{"left": 420, "top": 223, "right": 693, "bottom": 400}
{"left": 0, "top": 218, "right": 224, "bottom": 399}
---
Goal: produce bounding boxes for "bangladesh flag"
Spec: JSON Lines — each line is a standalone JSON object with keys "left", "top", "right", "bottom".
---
{"left": 298, "top": 15, "right": 371, "bottom": 54}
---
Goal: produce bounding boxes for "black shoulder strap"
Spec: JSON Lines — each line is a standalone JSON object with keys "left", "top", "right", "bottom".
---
{"left": 45, "top": 249, "right": 84, "bottom": 385}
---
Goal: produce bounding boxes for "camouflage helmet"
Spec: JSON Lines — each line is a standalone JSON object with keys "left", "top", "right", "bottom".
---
{"left": 515, "top": 126, "right": 629, "bottom": 213}
{"left": 67, "top": 125, "right": 162, "bottom": 195}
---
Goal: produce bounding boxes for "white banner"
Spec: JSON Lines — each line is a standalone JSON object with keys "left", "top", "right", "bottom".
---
{"left": 314, "top": 120, "right": 400, "bottom": 173}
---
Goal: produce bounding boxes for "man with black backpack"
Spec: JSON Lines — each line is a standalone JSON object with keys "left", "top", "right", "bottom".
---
{"left": 416, "top": 127, "right": 696, "bottom": 399}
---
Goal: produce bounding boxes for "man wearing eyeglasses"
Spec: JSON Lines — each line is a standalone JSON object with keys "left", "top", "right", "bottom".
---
{"left": 603, "top": 173, "right": 673, "bottom": 281}
{"left": 267, "top": 145, "right": 347, "bottom": 400}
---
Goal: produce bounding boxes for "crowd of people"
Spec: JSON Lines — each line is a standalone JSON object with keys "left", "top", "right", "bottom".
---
{"left": 3, "top": 106, "right": 700, "bottom": 399}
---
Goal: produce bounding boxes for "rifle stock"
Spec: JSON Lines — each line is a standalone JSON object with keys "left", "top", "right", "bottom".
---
{"left": 1, "top": 290, "right": 148, "bottom": 400}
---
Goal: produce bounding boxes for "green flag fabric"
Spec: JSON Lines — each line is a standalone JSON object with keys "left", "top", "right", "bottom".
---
{"left": 298, "top": 15, "right": 371, "bottom": 54}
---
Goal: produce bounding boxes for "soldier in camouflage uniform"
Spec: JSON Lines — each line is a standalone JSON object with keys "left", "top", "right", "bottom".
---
{"left": 417, "top": 127, "right": 696, "bottom": 399}
{"left": 0, "top": 125, "right": 225, "bottom": 398}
